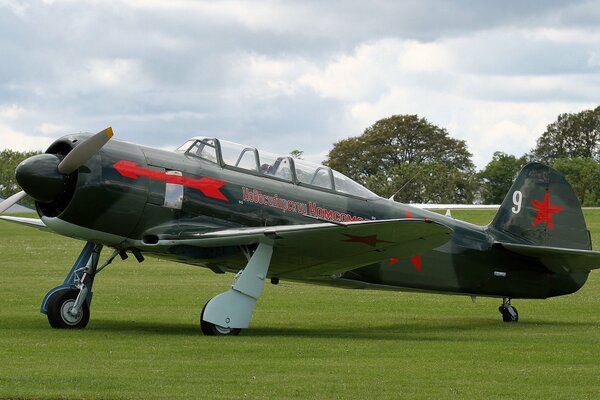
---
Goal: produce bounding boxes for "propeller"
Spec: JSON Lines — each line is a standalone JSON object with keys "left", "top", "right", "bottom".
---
{"left": 0, "top": 190, "right": 27, "bottom": 214}
{"left": 0, "top": 127, "right": 114, "bottom": 215}
{"left": 57, "top": 127, "right": 113, "bottom": 174}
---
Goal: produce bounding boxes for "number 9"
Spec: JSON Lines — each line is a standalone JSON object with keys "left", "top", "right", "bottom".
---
{"left": 512, "top": 190, "right": 522, "bottom": 214}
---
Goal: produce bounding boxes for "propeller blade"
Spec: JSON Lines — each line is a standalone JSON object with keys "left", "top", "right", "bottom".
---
{"left": 0, "top": 190, "right": 27, "bottom": 214}
{"left": 57, "top": 127, "right": 113, "bottom": 174}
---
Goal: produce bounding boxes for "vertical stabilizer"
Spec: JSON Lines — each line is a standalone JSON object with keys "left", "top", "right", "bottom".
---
{"left": 488, "top": 163, "right": 590, "bottom": 250}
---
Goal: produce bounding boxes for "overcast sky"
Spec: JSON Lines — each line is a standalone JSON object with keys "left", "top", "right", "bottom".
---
{"left": 1, "top": 0, "right": 599, "bottom": 168}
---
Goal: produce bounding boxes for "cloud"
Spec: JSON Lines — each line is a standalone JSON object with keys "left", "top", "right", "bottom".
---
{"left": 35, "top": 122, "right": 69, "bottom": 135}
{"left": 86, "top": 59, "right": 143, "bottom": 87}
{"left": 0, "top": 104, "right": 25, "bottom": 119}
{"left": 299, "top": 39, "right": 454, "bottom": 102}
{"left": 0, "top": 123, "right": 54, "bottom": 152}
{"left": 0, "top": 0, "right": 599, "bottom": 171}
{"left": 296, "top": 25, "right": 600, "bottom": 167}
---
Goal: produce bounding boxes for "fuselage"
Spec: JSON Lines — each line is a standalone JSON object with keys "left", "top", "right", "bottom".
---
{"left": 36, "top": 135, "right": 588, "bottom": 300}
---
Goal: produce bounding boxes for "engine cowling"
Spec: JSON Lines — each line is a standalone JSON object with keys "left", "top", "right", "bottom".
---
{"left": 16, "top": 134, "right": 149, "bottom": 240}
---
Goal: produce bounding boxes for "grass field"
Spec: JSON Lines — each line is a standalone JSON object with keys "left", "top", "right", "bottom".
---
{"left": 1, "top": 210, "right": 599, "bottom": 399}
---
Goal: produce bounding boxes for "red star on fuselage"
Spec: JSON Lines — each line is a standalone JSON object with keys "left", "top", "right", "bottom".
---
{"left": 343, "top": 234, "right": 392, "bottom": 247}
{"left": 531, "top": 191, "right": 564, "bottom": 231}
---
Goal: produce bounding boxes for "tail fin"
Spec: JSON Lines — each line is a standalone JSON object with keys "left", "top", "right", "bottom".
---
{"left": 488, "top": 162, "right": 590, "bottom": 250}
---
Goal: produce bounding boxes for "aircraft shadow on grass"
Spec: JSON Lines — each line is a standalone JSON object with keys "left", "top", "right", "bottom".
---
{"left": 82, "top": 318, "right": 597, "bottom": 341}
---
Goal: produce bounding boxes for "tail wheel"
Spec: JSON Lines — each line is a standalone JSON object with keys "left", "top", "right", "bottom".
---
{"left": 200, "top": 302, "right": 241, "bottom": 336}
{"left": 498, "top": 305, "right": 519, "bottom": 322}
{"left": 47, "top": 289, "right": 90, "bottom": 329}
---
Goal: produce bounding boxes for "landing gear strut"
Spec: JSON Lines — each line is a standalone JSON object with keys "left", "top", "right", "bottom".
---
{"left": 498, "top": 297, "right": 519, "bottom": 322}
{"left": 42, "top": 242, "right": 121, "bottom": 329}
{"left": 200, "top": 241, "right": 274, "bottom": 336}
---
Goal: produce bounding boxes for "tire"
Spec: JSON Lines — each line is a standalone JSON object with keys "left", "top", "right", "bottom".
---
{"left": 200, "top": 303, "right": 241, "bottom": 336}
{"left": 499, "top": 305, "right": 519, "bottom": 323}
{"left": 47, "top": 289, "right": 90, "bottom": 329}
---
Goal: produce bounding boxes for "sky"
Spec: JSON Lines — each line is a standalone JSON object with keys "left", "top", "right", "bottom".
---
{"left": 0, "top": 0, "right": 599, "bottom": 169}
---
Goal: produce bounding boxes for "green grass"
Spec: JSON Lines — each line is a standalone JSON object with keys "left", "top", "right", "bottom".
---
{"left": 1, "top": 211, "right": 600, "bottom": 399}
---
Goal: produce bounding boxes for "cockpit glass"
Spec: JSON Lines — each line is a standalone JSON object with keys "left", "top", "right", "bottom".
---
{"left": 219, "top": 140, "right": 259, "bottom": 172}
{"left": 187, "top": 138, "right": 218, "bottom": 163}
{"left": 259, "top": 151, "right": 293, "bottom": 181}
{"left": 178, "top": 137, "right": 379, "bottom": 198}
{"left": 175, "top": 140, "right": 195, "bottom": 153}
{"left": 294, "top": 159, "right": 333, "bottom": 190}
{"left": 332, "top": 170, "right": 377, "bottom": 198}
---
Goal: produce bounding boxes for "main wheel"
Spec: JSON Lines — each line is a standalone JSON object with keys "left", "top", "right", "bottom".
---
{"left": 47, "top": 289, "right": 90, "bottom": 329}
{"left": 200, "top": 303, "right": 241, "bottom": 336}
{"left": 499, "top": 305, "right": 519, "bottom": 322}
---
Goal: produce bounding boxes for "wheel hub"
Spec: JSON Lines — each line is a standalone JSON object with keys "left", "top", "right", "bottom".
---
{"left": 214, "top": 324, "right": 234, "bottom": 335}
{"left": 60, "top": 299, "right": 82, "bottom": 325}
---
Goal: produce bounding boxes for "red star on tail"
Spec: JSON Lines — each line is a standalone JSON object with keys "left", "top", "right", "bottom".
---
{"left": 531, "top": 191, "right": 564, "bottom": 231}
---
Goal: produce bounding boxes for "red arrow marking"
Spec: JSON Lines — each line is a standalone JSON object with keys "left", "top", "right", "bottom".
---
{"left": 531, "top": 190, "right": 564, "bottom": 231}
{"left": 114, "top": 160, "right": 228, "bottom": 201}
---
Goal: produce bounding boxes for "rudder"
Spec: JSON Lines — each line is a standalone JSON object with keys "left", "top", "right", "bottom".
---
{"left": 488, "top": 163, "right": 590, "bottom": 250}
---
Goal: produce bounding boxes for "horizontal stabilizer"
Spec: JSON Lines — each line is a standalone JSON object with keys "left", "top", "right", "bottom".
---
{"left": 497, "top": 242, "right": 600, "bottom": 274}
{"left": 0, "top": 216, "right": 49, "bottom": 231}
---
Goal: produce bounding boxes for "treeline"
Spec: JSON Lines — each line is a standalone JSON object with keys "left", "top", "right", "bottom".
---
{"left": 0, "top": 149, "right": 40, "bottom": 208}
{"left": 326, "top": 106, "right": 600, "bottom": 206}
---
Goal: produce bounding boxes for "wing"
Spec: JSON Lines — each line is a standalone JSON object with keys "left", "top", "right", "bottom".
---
{"left": 497, "top": 242, "right": 600, "bottom": 274}
{"left": 0, "top": 216, "right": 49, "bottom": 232}
{"left": 0, "top": 214, "right": 453, "bottom": 279}
{"left": 151, "top": 218, "right": 453, "bottom": 279}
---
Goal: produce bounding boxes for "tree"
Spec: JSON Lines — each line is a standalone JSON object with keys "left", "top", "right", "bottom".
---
{"left": 289, "top": 150, "right": 304, "bottom": 159}
{"left": 553, "top": 158, "right": 600, "bottom": 206}
{"left": 366, "top": 162, "right": 478, "bottom": 203}
{"left": 325, "top": 114, "right": 476, "bottom": 202}
{"left": 0, "top": 149, "right": 39, "bottom": 208}
{"left": 479, "top": 152, "right": 527, "bottom": 204}
{"left": 531, "top": 106, "right": 600, "bottom": 163}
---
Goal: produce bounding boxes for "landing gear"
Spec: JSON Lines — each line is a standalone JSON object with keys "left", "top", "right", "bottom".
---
{"left": 42, "top": 241, "right": 123, "bottom": 329}
{"left": 498, "top": 298, "right": 519, "bottom": 322}
{"left": 47, "top": 289, "right": 90, "bottom": 328}
{"left": 200, "top": 241, "right": 274, "bottom": 336}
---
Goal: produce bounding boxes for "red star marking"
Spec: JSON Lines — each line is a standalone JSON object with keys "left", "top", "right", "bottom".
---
{"left": 530, "top": 191, "right": 564, "bottom": 231}
{"left": 389, "top": 257, "right": 399, "bottom": 266}
{"left": 411, "top": 254, "right": 422, "bottom": 272}
{"left": 343, "top": 234, "right": 392, "bottom": 247}
{"left": 406, "top": 211, "right": 413, "bottom": 218}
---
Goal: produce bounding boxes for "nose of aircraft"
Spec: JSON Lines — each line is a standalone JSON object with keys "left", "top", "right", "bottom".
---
{"left": 15, "top": 153, "right": 66, "bottom": 203}
{"left": 12, "top": 127, "right": 113, "bottom": 206}
{"left": 0, "top": 127, "right": 114, "bottom": 215}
